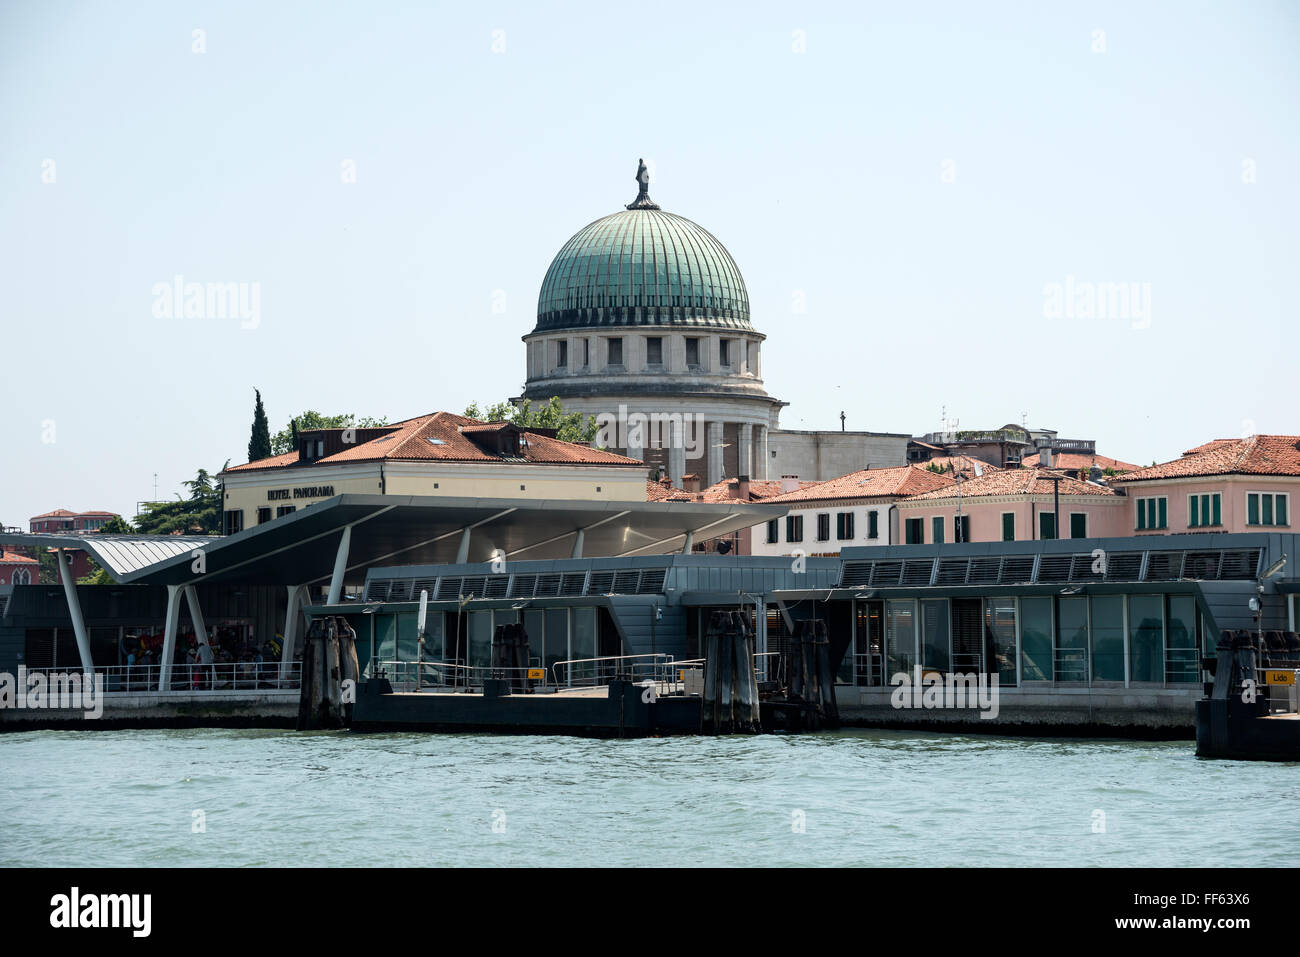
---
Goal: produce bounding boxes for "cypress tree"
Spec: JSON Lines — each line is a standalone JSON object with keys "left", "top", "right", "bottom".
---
{"left": 248, "top": 389, "right": 272, "bottom": 462}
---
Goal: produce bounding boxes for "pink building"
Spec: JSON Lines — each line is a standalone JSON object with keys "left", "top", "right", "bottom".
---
{"left": 1110, "top": 435, "right": 1298, "bottom": 535}
{"left": 896, "top": 467, "right": 1128, "bottom": 543}
{"left": 0, "top": 549, "right": 38, "bottom": 586}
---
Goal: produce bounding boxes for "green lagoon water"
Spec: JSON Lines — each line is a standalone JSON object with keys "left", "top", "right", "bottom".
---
{"left": 2, "top": 728, "right": 1297, "bottom": 867}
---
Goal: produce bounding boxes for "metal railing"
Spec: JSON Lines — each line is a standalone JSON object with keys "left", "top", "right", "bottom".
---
{"left": 15, "top": 662, "right": 302, "bottom": 693}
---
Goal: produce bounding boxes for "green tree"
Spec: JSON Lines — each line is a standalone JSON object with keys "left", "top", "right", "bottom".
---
{"left": 270, "top": 411, "right": 389, "bottom": 455}
{"left": 463, "top": 396, "right": 599, "bottom": 445}
{"left": 135, "top": 464, "right": 228, "bottom": 535}
{"left": 248, "top": 389, "right": 272, "bottom": 462}
{"left": 100, "top": 515, "right": 134, "bottom": 534}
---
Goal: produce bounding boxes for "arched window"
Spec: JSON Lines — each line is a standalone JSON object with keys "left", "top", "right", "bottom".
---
{"left": 12, "top": 569, "right": 31, "bottom": 585}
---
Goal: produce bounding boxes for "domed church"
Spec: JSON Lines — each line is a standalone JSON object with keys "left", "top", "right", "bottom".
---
{"left": 522, "top": 160, "right": 786, "bottom": 488}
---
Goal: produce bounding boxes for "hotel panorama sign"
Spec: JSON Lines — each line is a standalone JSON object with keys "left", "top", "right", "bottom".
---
{"left": 267, "top": 485, "right": 336, "bottom": 502}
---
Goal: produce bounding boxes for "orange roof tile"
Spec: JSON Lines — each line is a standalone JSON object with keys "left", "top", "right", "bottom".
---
{"left": 765, "top": 465, "right": 957, "bottom": 504}
{"left": 1019, "top": 451, "right": 1141, "bottom": 473}
{"left": 904, "top": 467, "right": 1118, "bottom": 501}
{"left": 1112, "top": 435, "right": 1300, "bottom": 483}
{"left": 223, "top": 412, "right": 644, "bottom": 474}
{"left": 0, "top": 549, "right": 38, "bottom": 564}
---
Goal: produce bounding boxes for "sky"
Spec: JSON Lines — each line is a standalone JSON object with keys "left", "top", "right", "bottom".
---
{"left": 1, "top": 0, "right": 1296, "bottom": 524}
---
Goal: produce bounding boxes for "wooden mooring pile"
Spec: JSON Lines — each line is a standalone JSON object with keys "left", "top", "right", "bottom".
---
{"left": 297, "top": 616, "right": 360, "bottom": 730}
{"left": 701, "top": 610, "right": 760, "bottom": 734}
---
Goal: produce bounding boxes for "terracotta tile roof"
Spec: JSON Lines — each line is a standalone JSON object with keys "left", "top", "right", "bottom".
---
{"left": 30, "top": 508, "right": 77, "bottom": 519}
{"left": 0, "top": 549, "right": 38, "bottom": 564}
{"left": 645, "top": 477, "right": 817, "bottom": 503}
{"left": 1019, "top": 451, "right": 1141, "bottom": 473}
{"left": 764, "top": 465, "right": 957, "bottom": 504}
{"left": 1112, "top": 435, "right": 1300, "bottom": 483}
{"left": 920, "top": 455, "right": 1003, "bottom": 479}
{"left": 904, "top": 466, "right": 1118, "bottom": 501}
{"left": 223, "top": 412, "right": 644, "bottom": 474}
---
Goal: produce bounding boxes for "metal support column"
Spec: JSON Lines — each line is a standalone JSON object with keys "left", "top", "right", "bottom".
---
{"left": 327, "top": 525, "right": 352, "bottom": 605}
{"left": 56, "top": 548, "right": 94, "bottom": 674}
{"left": 159, "top": 584, "right": 182, "bottom": 691}
{"left": 280, "top": 584, "right": 306, "bottom": 681}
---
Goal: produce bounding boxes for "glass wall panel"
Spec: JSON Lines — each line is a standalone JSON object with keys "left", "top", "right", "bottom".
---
{"left": 1056, "top": 597, "right": 1088, "bottom": 682}
{"left": 1166, "top": 595, "right": 1198, "bottom": 683}
{"left": 920, "top": 599, "right": 950, "bottom": 673}
{"left": 545, "top": 608, "right": 569, "bottom": 683}
{"left": 855, "top": 600, "right": 884, "bottom": 686}
{"left": 396, "top": 613, "right": 419, "bottom": 661}
{"left": 1128, "top": 594, "right": 1164, "bottom": 683}
{"left": 468, "top": 610, "right": 493, "bottom": 671}
{"left": 374, "top": 614, "right": 397, "bottom": 670}
{"left": 950, "top": 598, "right": 983, "bottom": 675}
{"left": 1020, "top": 597, "right": 1053, "bottom": 681}
{"left": 985, "top": 598, "right": 1018, "bottom": 686}
{"left": 1090, "top": 596, "right": 1124, "bottom": 682}
{"left": 524, "top": 610, "right": 545, "bottom": 670}
{"left": 572, "top": 608, "right": 597, "bottom": 682}
{"left": 885, "top": 600, "right": 916, "bottom": 678}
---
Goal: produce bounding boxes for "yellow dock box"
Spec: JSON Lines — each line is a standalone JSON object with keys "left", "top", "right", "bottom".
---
{"left": 1264, "top": 670, "right": 1296, "bottom": 686}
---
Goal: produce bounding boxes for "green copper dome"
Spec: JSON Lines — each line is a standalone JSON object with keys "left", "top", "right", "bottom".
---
{"left": 533, "top": 168, "right": 752, "bottom": 334}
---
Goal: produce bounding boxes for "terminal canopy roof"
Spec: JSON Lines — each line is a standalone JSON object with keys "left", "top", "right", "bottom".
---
{"left": 0, "top": 494, "right": 783, "bottom": 588}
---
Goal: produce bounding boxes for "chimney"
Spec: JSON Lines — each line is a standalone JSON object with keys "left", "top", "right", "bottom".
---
{"left": 681, "top": 473, "right": 702, "bottom": 494}
{"left": 734, "top": 474, "right": 751, "bottom": 501}
{"left": 780, "top": 473, "right": 799, "bottom": 493}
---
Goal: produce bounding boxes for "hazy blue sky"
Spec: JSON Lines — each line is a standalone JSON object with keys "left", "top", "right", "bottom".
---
{"left": 2, "top": 0, "right": 1296, "bottom": 524}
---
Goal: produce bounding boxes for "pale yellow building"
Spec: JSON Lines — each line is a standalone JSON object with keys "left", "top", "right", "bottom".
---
{"left": 218, "top": 412, "right": 648, "bottom": 533}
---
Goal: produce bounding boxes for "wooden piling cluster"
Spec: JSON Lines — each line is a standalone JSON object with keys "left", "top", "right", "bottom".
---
{"left": 297, "top": 616, "right": 360, "bottom": 730}
{"left": 491, "top": 622, "right": 531, "bottom": 692}
{"left": 701, "top": 610, "right": 760, "bottom": 734}
{"left": 783, "top": 619, "right": 840, "bottom": 729}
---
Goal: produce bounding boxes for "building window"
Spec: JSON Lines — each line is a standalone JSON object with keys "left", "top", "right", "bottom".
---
{"left": 954, "top": 514, "right": 970, "bottom": 543}
{"left": 1136, "top": 496, "right": 1167, "bottom": 530}
{"left": 1188, "top": 493, "right": 1221, "bottom": 528}
{"left": 685, "top": 337, "right": 700, "bottom": 367}
{"left": 836, "top": 512, "right": 854, "bottom": 540}
{"left": 223, "top": 510, "right": 244, "bottom": 535}
{"left": 276, "top": 505, "right": 296, "bottom": 518}
{"left": 931, "top": 516, "right": 944, "bottom": 544}
{"left": 1000, "top": 512, "right": 1015, "bottom": 541}
{"left": 646, "top": 336, "right": 663, "bottom": 366}
{"left": 1069, "top": 513, "right": 1088, "bottom": 539}
{"left": 607, "top": 337, "right": 623, "bottom": 366}
{"left": 556, "top": 340, "right": 568, "bottom": 368}
{"left": 766, "top": 518, "right": 779, "bottom": 544}
{"left": 1247, "top": 492, "right": 1289, "bottom": 527}
{"left": 786, "top": 515, "right": 804, "bottom": 543}
{"left": 12, "top": 569, "right": 31, "bottom": 585}
{"left": 816, "top": 513, "right": 830, "bottom": 541}
{"left": 719, "top": 339, "right": 731, "bottom": 367}
{"left": 1039, "top": 512, "right": 1057, "bottom": 540}
{"left": 868, "top": 511, "right": 879, "bottom": 540}
{"left": 905, "top": 517, "right": 924, "bottom": 544}
{"left": 257, "top": 507, "right": 272, "bottom": 525}
{"left": 583, "top": 338, "right": 590, "bottom": 368}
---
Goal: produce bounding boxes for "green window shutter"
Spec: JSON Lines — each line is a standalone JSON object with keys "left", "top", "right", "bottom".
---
{"left": 932, "top": 517, "right": 944, "bottom": 544}
{"left": 1212, "top": 494, "right": 1221, "bottom": 526}
{"left": 1248, "top": 493, "right": 1259, "bottom": 525}
{"left": 1137, "top": 501, "right": 1146, "bottom": 530}
{"left": 1189, "top": 496, "right": 1199, "bottom": 527}
{"left": 1278, "top": 495, "right": 1288, "bottom": 526}
{"left": 1002, "top": 513, "right": 1015, "bottom": 541}
{"left": 868, "top": 511, "right": 879, "bottom": 539}
{"left": 1158, "top": 498, "right": 1167, "bottom": 529}
{"left": 1263, "top": 495, "right": 1273, "bottom": 525}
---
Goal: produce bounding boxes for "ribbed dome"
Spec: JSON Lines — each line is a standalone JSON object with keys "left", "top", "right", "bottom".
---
{"left": 534, "top": 207, "right": 752, "bottom": 333}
